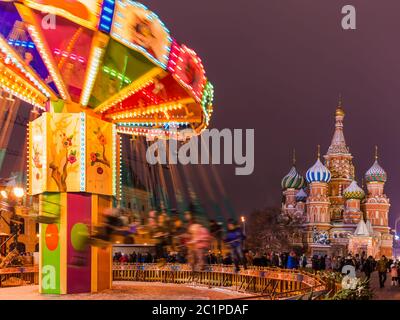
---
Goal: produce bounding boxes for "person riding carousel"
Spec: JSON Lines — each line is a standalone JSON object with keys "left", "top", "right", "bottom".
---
{"left": 90, "top": 207, "right": 136, "bottom": 245}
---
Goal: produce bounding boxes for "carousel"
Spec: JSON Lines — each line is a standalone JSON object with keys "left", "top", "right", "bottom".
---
{"left": 0, "top": 0, "right": 214, "bottom": 294}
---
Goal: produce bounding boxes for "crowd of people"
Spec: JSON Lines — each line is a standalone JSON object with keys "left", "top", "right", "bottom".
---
{"left": 105, "top": 208, "right": 400, "bottom": 289}
{"left": 105, "top": 208, "right": 247, "bottom": 272}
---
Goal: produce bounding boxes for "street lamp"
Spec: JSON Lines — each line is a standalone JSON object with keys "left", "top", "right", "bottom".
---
{"left": 12, "top": 187, "right": 24, "bottom": 199}
{"left": 241, "top": 216, "right": 246, "bottom": 250}
{"left": 241, "top": 216, "right": 246, "bottom": 233}
{"left": 0, "top": 190, "right": 7, "bottom": 199}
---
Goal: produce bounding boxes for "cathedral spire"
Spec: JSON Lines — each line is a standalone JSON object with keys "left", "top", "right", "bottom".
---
{"left": 293, "top": 148, "right": 296, "bottom": 166}
{"left": 337, "top": 94, "right": 344, "bottom": 113}
{"left": 327, "top": 96, "right": 349, "bottom": 155}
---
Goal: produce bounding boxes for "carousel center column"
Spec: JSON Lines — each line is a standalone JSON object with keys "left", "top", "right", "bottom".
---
{"left": 28, "top": 110, "right": 118, "bottom": 294}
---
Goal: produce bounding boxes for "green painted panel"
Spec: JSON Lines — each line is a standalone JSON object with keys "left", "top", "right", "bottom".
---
{"left": 0, "top": 149, "right": 6, "bottom": 171}
{"left": 40, "top": 193, "right": 61, "bottom": 294}
{"left": 88, "top": 39, "right": 156, "bottom": 108}
{"left": 51, "top": 100, "right": 65, "bottom": 113}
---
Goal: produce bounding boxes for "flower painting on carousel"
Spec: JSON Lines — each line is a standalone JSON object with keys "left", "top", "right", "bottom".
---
{"left": 29, "top": 113, "right": 117, "bottom": 196}
{"left": 110, "top": 0, "right": 172, "bottom": 68}
{"left": 47, "top": 113, "right": 81, "bottom": 192}
{"left": 86, "top": 116, "right": 114, "bottom": 195}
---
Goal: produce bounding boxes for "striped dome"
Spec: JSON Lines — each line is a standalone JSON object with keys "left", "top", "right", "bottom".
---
{"left": 296, "top": 189, "right": 308, "bottom": 202}
{"left": 365, "top": 160, "right": 387, "bottom": 183}
{"left": 343, "top": 181, "right": 365, "bottom": 200}
{"left": 306, "top": 159, "right": 331, "bottom": 183}
{"left": 281, "top": 166, "right": 305, "bottom": 190}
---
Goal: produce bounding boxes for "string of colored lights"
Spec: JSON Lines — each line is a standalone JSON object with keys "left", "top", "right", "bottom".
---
{"left": 8, "top": 39, "right": 35, "bottom": 49}
{"left": 117, "top": 125, "right": 183, "bottom": 139}
{"left": 0, "top": 34, "right": 53, "bottom": 100}
{"left": 26, "top": 124, "right": 30, "bottom": 194}
{"left": 115, "top": 115, "right": 197, "bottom": 124}
{"left": 118, "top": 121, "right": 189, "bottom": 127}
{"left": 79, "top": 113, "right": 86, "bottom": 192}
{"left": 201, "top": 81, "right": 214, "bottom": 126}
{"left": 80, "top": 46, "right": 105, "bottom": 106}
{"left": 99, "top": 0, "right": 116, "bottom": 33}
{"left": 95, "top": 68, "right": 164, "bottom": 113}
{"left": 26, "top": 25, "right": 69, "bottom": 101}
{"left": 0, "top": 61, "right": 47, "bottom": 108}
{"left": 103, "top": 66, "right": 131, "bottom": 84}
{"left": 109, "top": 99, "right": 193, "bottom": 120}
{"left": 118, "top": 134, "right": 122, "bottom": 201}
{"left": 112, "top": 124, "right": 117, "bottom": 197}
{"left": 54, "top": 48, "right": 86, "bottom": 64}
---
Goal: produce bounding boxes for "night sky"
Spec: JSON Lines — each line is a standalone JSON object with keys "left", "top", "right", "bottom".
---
{"left": 140, "top": 0, "right": 400, "bottom": 228}
{"left": 2, "top": 1, "right": 400, "bottom": 229}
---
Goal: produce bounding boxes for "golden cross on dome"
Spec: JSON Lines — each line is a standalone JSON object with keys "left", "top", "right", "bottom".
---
{"left": 375, "top": 145, "right": 379, "bottom": 160}
{"left": 317, "top": 145, "right": 321, "bottom": 160}
{"left": 292, "top": 148, "right": 296, "bottom": 166}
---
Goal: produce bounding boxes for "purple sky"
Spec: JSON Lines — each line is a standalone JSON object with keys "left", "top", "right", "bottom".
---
{"left": 140, "top": 0, "right": 400, "bottom": 228}
{"left": 2, "top": 0, "right": 400, "bottom": 229}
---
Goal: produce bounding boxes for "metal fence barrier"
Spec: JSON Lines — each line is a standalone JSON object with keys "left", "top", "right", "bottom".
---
{"left": 0, "top": 266, "right": 39, "bottom": 287}
{"left": 113, "top": 263, "right": 333, "bottom": 300}
{"left": 0, "top": 264, "right": 337, "bottom": 299}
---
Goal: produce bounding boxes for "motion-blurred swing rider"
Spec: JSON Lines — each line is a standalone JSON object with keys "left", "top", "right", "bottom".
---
{"left": 89, "top": 208, "right": 136, "bottom": 246}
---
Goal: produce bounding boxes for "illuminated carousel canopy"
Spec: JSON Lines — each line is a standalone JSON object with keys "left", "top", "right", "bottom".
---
{"left": 0, "top": 0, "right": 214, "bottom": 137}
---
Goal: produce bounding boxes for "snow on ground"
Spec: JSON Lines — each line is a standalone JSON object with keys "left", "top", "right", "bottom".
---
{"left": 0, "top": 282, "right": 251, "bottom": 300}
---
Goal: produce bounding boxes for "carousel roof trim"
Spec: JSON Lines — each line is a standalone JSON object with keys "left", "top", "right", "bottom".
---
{"left": 94, "top": 67, "right": 165, "bottom": 113}
{"left": 109, "top": 97, "right": 194, "bottom": 121}
{"left": 0, "top": 33, "right": 56, "bottom": 101}
{"left": 0, "top": 0, "right": 214, "bottom": 136}
{"left": 0, "top": 59, "right": 47, "bottom": 107}
{"left": 80, "top": 32, "right": 110, "bottom": 106}
{"left": 23, "top": 0, "right": 102, "bottom": 31}
{"left": 16, "top": 3, "right": 71, "bottom": 101}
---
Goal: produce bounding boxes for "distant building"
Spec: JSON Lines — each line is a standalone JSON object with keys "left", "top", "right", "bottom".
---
{"left": 281, "top": 101, "right": 393, "bottom": 258}
{"left": 119, "top": 139, "right": 151, "bottom": 223}
{"left": 0, "top": 201, "right": 39, "bottom": 254}
{"left": 121, "top": 185, "right": 150, "bottom": 223}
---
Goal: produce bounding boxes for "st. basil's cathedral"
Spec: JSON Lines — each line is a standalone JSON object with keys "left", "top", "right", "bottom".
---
{"left": 281, "top": 100, "right": 393, "bottom": 258}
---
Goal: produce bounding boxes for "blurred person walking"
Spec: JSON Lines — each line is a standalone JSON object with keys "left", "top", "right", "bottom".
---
{"left": 224, "top": 219, "right": 247, "bottom": 272}
{"left": 286, "top": 251, "right": 298, "bottom": 269}
{"left": 187, "top": 217, "right": 210, "bottom": 272}
{"left": 363, "top": 256, "right": 375, "bottom": 282}
{"left": 377, "top": 255, "right": 389, "bottom": 288}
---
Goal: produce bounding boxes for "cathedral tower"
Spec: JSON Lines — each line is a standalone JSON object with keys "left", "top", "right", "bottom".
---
{"left": 281, "top": 150, "right": 305, "bottom": 217}
{"left": 324, "top": 98, "right": 355, "bottom": 221}
{"left": 343, "top": 180, "right": 364, "bottom": 224}
{"left": 304, "top": 146, "right": 332, "bottom": 248}
{"left": 363, "top": 147, "right": 392, "bottom": 257}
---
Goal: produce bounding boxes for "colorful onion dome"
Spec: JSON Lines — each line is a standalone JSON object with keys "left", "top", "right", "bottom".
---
{"left": 295, "top": 189, "right": 308, "bottom": 202}
{"left": 306, "top": 158, "right": 331, "bottom": 183}
{"left": 365, "top": 146, "right": 387, "bottom": 183}
{"left": 281, "top": 166, "right": 305, "bottom": 190}
{"left": 343, "top": 181, "right": 365, "bottom": 200}
{"left": 365, "top": 160, "right": 387, "bottom": 183}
